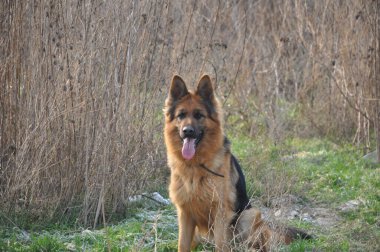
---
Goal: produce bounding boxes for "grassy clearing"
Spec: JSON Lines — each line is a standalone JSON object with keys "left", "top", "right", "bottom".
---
{"left": 229, "top": 136, "right": 379, "bottom": 251}
{"left": 1, "top": 138, "right": 379, "bottom": 251}
{"left": 0, "top": 206, "right": 178, "bottom": 252}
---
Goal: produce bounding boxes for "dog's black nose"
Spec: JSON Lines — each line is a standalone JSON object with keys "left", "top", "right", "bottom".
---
{"left": 183, "top": 126, "right": 195, "bottom": 138}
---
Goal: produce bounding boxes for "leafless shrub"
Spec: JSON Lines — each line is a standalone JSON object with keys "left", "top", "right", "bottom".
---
{"left": 0, "top": 0, "right": 377, "bottom": 225}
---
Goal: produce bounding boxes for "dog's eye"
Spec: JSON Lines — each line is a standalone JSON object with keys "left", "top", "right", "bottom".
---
{"left": 193, "top": 112, "right": 204, "bottom": 120}
{"left": 177, "top": 112, "right": 186, "bottom": 120}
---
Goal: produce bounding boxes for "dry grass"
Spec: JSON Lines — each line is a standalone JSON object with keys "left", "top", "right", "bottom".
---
{"left": 0, "top": 0, "right": 378, "bottom": 226}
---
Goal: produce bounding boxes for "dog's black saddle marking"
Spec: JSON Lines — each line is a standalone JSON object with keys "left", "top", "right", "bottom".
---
{"left": 231, "top": 153, "right": 252, "bottom": 225}
{"left": 223, "top": 136, "right": 252, "bottom": 226}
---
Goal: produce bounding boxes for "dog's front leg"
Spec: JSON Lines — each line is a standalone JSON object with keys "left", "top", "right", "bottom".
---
{"left": 178, "top": 209, "right": 196, "bottom": 252}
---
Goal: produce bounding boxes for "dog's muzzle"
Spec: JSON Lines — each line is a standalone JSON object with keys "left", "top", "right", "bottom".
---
{"left": 181, "top": 127, "right": 203, "bottom": 160}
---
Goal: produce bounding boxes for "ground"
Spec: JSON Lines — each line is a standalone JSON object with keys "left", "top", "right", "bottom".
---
{"left": 0, "top": 138, "right": 379, "bottom": 251}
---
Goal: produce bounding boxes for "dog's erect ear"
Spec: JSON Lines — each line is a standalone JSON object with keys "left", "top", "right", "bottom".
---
{"left": 168, "top": 75, "right": 189, "bottom": 102}
{"left": 196, "top": 75, "right": 217, "bottom": 118}
{"left": 165, "top": 75, "right": 188, "bottom": 121}
{"left": 196, "top": 75, "right": 214, "bottom": 102}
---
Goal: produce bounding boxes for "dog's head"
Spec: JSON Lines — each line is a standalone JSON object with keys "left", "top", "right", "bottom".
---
{"left": 164, "top": 75, "right": 222, "bottom": 160}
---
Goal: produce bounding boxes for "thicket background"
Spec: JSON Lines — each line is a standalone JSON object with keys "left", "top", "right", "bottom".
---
{"left": 1, "top": 0, "right": 378, "bottom": 227}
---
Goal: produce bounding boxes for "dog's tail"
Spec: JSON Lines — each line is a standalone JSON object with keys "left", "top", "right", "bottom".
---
{"left": 235, "top": 208, "right": 312, "bottom": 251}
{"left": 282, "top": 226, "right": 313, "bottom": 244}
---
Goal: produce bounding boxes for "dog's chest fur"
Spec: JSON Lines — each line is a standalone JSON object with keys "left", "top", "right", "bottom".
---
{"left": 168, "top": 158, "right": 240, "bottom": 230}
{"left": 169, "top": 164, "right": 219, "bottom": 206}
{"left": 169, "top": 165, "right": 226, "bottom": 229}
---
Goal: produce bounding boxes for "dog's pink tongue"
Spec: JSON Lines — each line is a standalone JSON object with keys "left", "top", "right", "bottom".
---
{"left": 182, "top": 138, "right": 196, "bottom": 160}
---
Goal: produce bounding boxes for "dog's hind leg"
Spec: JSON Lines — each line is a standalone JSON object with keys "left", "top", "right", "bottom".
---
{"left": 235, "top": 208, "right": 271, "bottom": 251}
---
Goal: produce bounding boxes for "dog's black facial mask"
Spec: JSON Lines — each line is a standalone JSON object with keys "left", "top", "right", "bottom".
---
{"left": 176, "top": 108, "right": 206, "bottom": 160}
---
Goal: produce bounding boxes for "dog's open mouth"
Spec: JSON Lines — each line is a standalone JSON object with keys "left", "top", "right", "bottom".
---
{"left": 181, "top": 133, "right": 203, "bottom": 160}
{"left": 182, "top": 138, "right": 196, "bottom": 160}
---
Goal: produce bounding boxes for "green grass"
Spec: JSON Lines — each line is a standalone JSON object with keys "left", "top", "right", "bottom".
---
{"left": 1, "top": 138, "right": 379, "bottom": 251}
{"left": 227, "top": 135, "right": 379, "bottom": 251}
{"left": 1, "top": 206, "right": 179, "bottom": 252}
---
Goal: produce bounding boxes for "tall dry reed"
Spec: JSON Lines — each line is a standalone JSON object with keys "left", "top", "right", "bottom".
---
{"left": 0, "top": 0, "right": 377, "bottom": 225}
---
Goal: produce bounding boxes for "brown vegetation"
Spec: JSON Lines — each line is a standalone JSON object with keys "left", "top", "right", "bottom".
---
{"left": 0, "top": 0, "right": 378, "bottom": 226}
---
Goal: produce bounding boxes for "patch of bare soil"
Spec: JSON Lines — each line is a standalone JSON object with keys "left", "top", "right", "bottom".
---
{"left": 254, "top": 195, "right": 341, "bottom": 229}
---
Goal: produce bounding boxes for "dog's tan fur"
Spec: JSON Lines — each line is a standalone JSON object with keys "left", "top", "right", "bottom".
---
{"left": 164, "top": 75, "right": 310, "bottom": 251}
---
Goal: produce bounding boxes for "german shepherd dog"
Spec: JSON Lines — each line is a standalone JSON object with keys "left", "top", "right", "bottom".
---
{"left": 164, "top": 75, "right": 311, "bottom": 251}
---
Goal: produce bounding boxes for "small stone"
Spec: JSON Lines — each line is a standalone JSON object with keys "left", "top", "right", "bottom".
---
{"left": 339, "top": 199, "right": 364, "bottom": 212}
{"left": 362, "top": 150, "right": 379, "bottom": 165}
{"left": 274, "top": 209, "right": 281, "bottom": 217}
{"left": 301, "top": 212, "right": 314, "bottom": 223}
{"left": 289, "top": 210, "right": 299, "bottom": 219}
{"left": 65, "top": 243, "right": 76, "bottom": 251}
